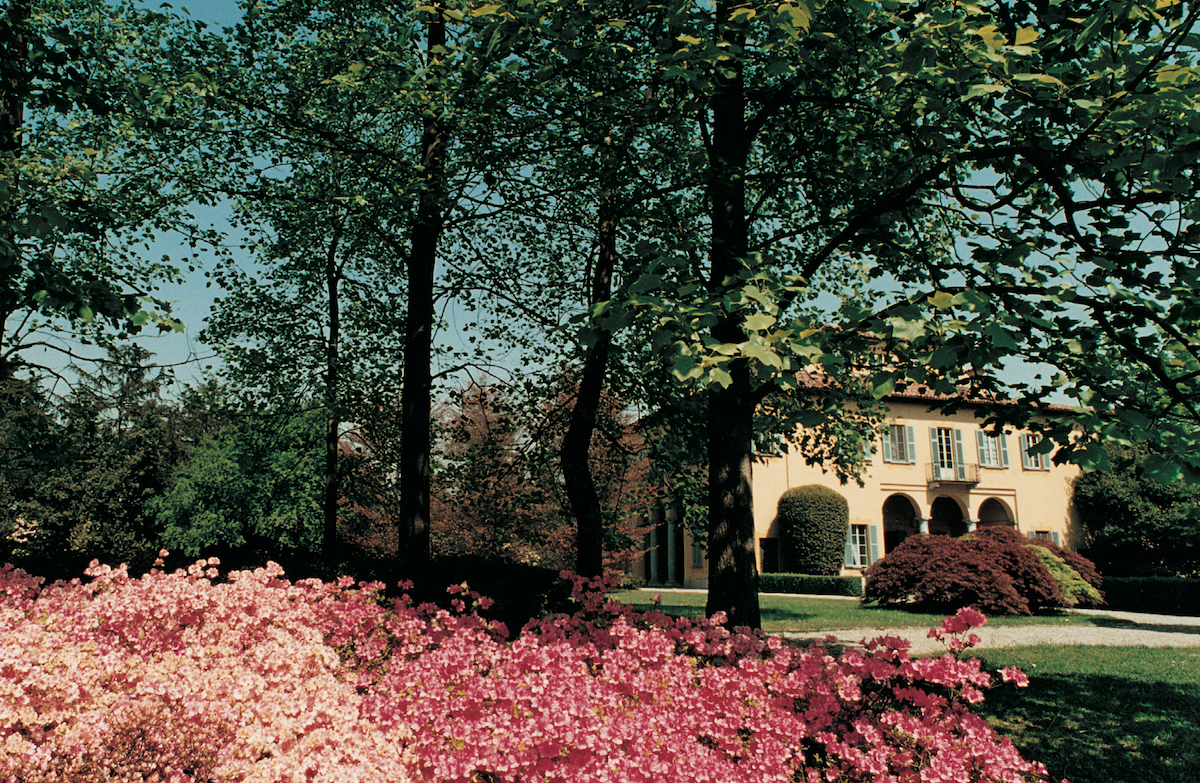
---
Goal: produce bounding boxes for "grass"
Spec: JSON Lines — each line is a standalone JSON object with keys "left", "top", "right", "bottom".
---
{"left": 975, "top": 647, "right": 1200, "bottom": 783}
{"left": 614, "top": 589, "right": 1200, "bottom": 783}
{"left": 611, "top": 589, "right": 1102, "bottom": 634}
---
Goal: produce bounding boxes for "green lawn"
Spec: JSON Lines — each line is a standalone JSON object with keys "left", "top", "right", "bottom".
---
{"left": 612, "top": 589, "right": 1101, "bottom": 633}
{"left": 614, "top": 590, "right": 1200, "bottom": 783}
{"left": 975, "top": 647, "right": 1200, "bottom": 783}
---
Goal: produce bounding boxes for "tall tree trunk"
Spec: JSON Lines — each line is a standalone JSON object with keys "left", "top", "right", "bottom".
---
{"left": 0, "top": 0, "right": 29, "bottom": 380}
{"left": 703, "top": 2, "right": 761, "bottom": 628}
{"left": 562, "top": 180, "right": 617, "bottom": 577}
{"left": 323, "top": 217, "right": 345, "bottom": 572}
{"left": 397, "top": 13, "right": 447, "bottom": 581}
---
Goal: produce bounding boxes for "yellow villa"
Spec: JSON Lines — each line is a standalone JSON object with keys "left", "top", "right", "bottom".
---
{"left": 636, "top": 388, "right": 1082, "bottom": 589}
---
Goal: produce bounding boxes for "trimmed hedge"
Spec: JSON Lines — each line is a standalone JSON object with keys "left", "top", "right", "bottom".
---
{"left": 759, "top": 573, "right": 864, "bottom": 597}
{"left": 776, "top": 485, "right": 849, "bottom": 576}
{"left": 1101, "top": 577, "right": 1200, "bottom": 617}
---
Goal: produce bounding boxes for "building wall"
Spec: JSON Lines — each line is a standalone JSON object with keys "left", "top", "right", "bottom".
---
{"left": 640, "top": 398, "right": 1081, "bottom": 588}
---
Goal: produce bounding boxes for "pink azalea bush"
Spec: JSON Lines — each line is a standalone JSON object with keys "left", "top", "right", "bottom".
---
{"left": 1, "top": 556, "right": 1057, "bottom": 783}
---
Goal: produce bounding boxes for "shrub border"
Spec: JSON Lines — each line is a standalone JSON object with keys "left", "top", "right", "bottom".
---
{"left": 759, "top": 573, "right": 863, "bottom": 597}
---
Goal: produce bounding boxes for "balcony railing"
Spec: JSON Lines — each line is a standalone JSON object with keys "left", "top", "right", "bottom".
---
{"left": 926, "top": 462, "right": 980, "bottom": 485}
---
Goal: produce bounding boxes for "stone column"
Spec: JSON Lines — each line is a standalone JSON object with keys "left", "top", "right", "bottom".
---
{"left": 917, "top": 516, "right": 930, "bottom": 534}
{"left": 648, "top": 507, "right": 660, "bottom": 584}
{"left": 665, "top": 507, "right": 679, "bottom": 585}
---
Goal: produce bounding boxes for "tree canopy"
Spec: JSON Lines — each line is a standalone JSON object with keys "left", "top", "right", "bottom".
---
{"left": 2, "top": 0, "right": 1199, "bottom": 627}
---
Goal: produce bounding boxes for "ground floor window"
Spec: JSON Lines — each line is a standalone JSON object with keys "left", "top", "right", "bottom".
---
{"left": 844, "top": 524, "right": 878, "bottom": 568}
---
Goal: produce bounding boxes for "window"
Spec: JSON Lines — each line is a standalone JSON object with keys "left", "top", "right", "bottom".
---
{"left": 976, "top": 430, "right": 1010, "bottom": 468}
{"left": 882, "top": 424, "right": 916, "bottom": 464}
{"left": 843, "top": 524, "right": 879, "bottom": 569}
{"left": 1029, "top": 530, "right": 1060, "bottom": 545}
{"left": 692, "top": 538, "right": 704, "bottom": 569}
{"left": 929, "top": 427, "right": 967, "bottom": 480}
{"left": 1019, "top": 434, "right": 1051, "bottom": 470}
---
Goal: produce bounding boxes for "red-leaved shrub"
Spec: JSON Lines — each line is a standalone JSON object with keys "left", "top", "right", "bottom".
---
{"left": 1, "top": 557, "right": 1056, "bottom": 783}
{"left": 865, "top": 529, "right": 1070, "bottom": 615}
{"left": 966, "top": 527, "right": 1065, "bottom": 613}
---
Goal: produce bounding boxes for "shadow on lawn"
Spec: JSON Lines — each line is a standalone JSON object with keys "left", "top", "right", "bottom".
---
{"left": 1084, "top": 615, "right": 1200, "bottom": 635}
{"left": 977, "top": 671, "right": 1200, "bottom": 783}
{"left": 760, "top": 606, "right": 820, "bottom": 624}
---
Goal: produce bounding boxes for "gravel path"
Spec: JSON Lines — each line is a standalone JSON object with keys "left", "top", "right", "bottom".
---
{"left": 780, "top": 609, "right": 1200, "bottom": 656}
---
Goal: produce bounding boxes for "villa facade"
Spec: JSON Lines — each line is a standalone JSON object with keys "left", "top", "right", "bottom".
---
{"left": 637, "top": 392, "right": 1082, "bottom": 589}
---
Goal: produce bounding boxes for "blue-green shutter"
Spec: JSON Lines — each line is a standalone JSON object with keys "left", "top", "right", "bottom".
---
{"left": 998, "top": 434, "right": 1010, "bottom": 468}
{"left": 976, "top": 430, "right": 987, "bottom": 466}
{"left": 954, "top": 429, "right": 967, "bottom": 480}
{"left": 1051, "top": 531, "right": 1060, "bottom": 546}
{"left": 929, "top": 427, "right": 940, "bottom": 478}
{"left": 844, "top": 525, "right": 855, "bottom": 567}
{"left": 867, "top": 525, "right": 880, "bottom": 565}
{"left": 1019, "top": 434, "right": 1032, "bottom": 469}
{"left": 905, "top": 425, "right": 916, "bottom": 464}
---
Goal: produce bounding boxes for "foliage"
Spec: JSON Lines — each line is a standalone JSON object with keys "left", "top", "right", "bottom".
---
{"left": 1, "top": 347, "right": 210, "bottom": 578}
{"left": 1, "top": 0, "right": 218, "bottom": 368}
{"left": 1027, "top": 535, "right": 1105, "bottom": 597}
{"left": 1028, "top": 547, "right": 1104, "bottom": 608}
{"left": 432, "top": 381, "right": 652, "bottom": 571}
{"left": 864, "top": 534, "right": 1029, "bottom": 616}
{"left": 1100, "top": 577, "right": 1200, "bottom": 617}
{"left": 15, "top": 0, "right": 1200, "bottom": 629}
{"left": 776, "top": 484, "right": 850, "bottom": 576}
{"left": 976, "top": 647, "right": 1200, "bottom": 783}
{"left": 758, "top": 573, "right": 864, "bottom": 597}
{"left": 1073, "top": 444, "right": 1200, "bottom": 577}
{"left": 1, "top": 559, "right": 1055, "bottom": 783}
{"left": 963, "top": 528, "right": 1066, "bottom": 614}
{"left": 152, "top": 408, "right": 329, "bottom": 570}
{"left": 862, "top": 527, "right": 1097, "bottom": 616}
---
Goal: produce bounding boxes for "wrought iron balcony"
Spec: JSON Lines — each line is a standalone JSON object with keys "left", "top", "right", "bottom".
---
{"left": 926, "top": 462, "right": 980, "bottom": 485}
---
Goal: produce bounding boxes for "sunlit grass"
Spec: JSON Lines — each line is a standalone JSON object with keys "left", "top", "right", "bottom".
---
{"left": 611, "top": 589, "right": 1100, "bottom": 634}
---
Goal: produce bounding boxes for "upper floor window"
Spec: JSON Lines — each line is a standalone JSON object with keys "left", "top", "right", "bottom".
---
{"left": 1019, "top": 434, "right": 1052, "bottom": 471}
{"left": 976, "top": 430, "right": 1010, "bottom": 468}
{"left": 882, "top": 424, "right": 916, "bottom": 464}
{"left": 929, "top": 427, "right": 968, "bottom": 481}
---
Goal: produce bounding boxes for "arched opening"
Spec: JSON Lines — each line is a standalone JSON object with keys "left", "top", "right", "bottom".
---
{"left": 882, "top": 494, "right": 918, "bottom": 553}
{"left": 929, "top": 496, "right": 967, "bottom": 537}
{"left": 978, "top": 498, "right": 1013, "bottom": 527}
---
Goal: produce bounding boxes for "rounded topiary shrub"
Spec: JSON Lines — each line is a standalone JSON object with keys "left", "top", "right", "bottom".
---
{"left": 776, "top": 484, "right": 849, "bottom": 576}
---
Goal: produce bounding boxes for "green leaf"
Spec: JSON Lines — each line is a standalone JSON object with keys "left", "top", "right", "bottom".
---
{"left": 965, "top": 83, "right": 1006, "bottom": 100}
{"left": 870, "top": 372, "right": 897, "bottom": 400}
{"left": 743, "top": 312, "right": 777, "bottom": 330}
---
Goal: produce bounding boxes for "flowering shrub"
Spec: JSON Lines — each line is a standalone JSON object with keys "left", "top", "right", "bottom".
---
{"left": 1, "top": 557, "right": 1057, "bottom": 783}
